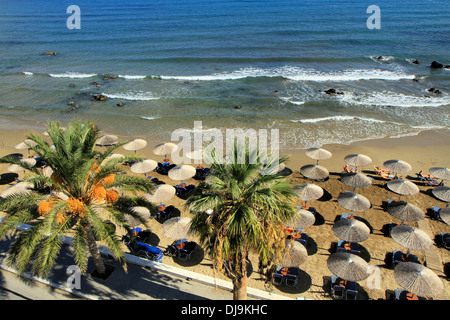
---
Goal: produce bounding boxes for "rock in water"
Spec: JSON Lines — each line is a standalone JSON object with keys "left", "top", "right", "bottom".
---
{"left": 430, "top": 61, "right": 443, "bottom": 69}
{"left": 94, "top": 94, "right": 108, "bottom": 102}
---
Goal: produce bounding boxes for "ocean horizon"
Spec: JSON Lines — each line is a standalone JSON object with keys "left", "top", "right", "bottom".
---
{"left": 0, "top": 0, "right": 449, "bottom": 148}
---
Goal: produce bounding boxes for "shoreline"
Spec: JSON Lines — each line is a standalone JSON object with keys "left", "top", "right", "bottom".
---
{"left": 0, "top": 125, "right": 449, "bottom": 300}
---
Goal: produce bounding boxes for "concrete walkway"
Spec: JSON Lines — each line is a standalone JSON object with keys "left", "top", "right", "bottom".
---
{"left": 0, "top": 219, "right": 292, "bottom": 300}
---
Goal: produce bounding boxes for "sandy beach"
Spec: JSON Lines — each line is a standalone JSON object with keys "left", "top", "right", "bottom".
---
{"left": 0, "top": 126, "right": 449, "bottom": 300}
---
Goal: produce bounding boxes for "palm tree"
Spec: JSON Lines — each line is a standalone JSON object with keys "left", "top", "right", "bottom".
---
{"left": 0, "top": 120, "right": 155, "bottom": 278}
{"left": 186, "top": 142, "right": 297, "bottom": 300}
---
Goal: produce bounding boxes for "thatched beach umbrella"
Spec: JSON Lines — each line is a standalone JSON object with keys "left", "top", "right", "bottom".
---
{"left": 101, "top": 153, "right": 124, "bottom": 166}
{"left": 168, "top": 165, "right": 196, "bottom": 181}
{"left": 333, "top": 218, "right": 370, "bottom": 243}
{"left": 186, "top": 149, "right": 204, "bottom": 161}
{"left": 7, "top": 158, "right": 36, "bottom": 173}
{"left": 287, "top": 209, "right": 316, "bottom": 230}
{"left": 153, "top": 142, "right": 178, "bottom": 157}
{"left": 130, "top": 160, "right": 157, "bottom": 175}
{"left": 344, "top": 154, "right": 372, "bottom": 168}
{"left": 41, "top": 166, "right": 54, "bottom": 177}
{"left": 327, "top": 252, "right": 370, "bottom": 282}
{"left": 15, "top": 139, "right": 38, "bottom": 150}
{"left": 0, "top": 182, "right": 33, "bottom": 197}
{"left": 300, "top": 164, "right": 329, "bottom": 181}
{"left": 383, "top": 160, "right": 412, "bottom": 174}
{"left": 439, "top": 207, "right": 450, "bottom": 225}
{"left": 390, "top": 225, "right": 433, "bottom": 252}
{"left": 162, "top": 217, "right": 193, "bottom": 239}
{"left": 432, "top": 186, "right": 450, "bottom": 203}
{"left": 394, "top": 262, "right": 444, "bottom": 299}
{"left": 123, "top": 139, "right": 147, "bottom": 153}
{"left": 387, "top": 179, "right": 419, "bottom": 196}
{"left": 337, "top": 191, "right": 371, "bottom": 212}
{"left": 145, "top": 184, "right": 176, "bottom": 203}
{"left": 96, "top": 135, "right": 119, "bottom": 147}
{"left": 429, "top": 167, "right": 450, "bottom": 181}
{"left": 282, "top": 240, "right": 308, "bottom": 267}
{"left": 124, "top": 206, "right": 151, "bottom": 227}
{"left": 386, "top": 201, "right": 424, "bottom": 222}
{"left": 340, "top": 172, "right": 372, "bottom": 191}
{"left": 293, "top": 183, "right": 324, "bottom": 203}
{"left": 305, "top": 147, "right": 332, "bottom": 163}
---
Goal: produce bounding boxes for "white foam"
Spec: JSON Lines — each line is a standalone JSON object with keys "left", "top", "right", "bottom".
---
{"left": 280, "top": 97, "right": 305, "bottom": 105}
{"left": 140, "top": 116, "right": 158, "bottom": 120}
{"left": 158, "top": 66, "right": 415, "bottom": 82}
{"left": 49, "top": 72, "right": 97, "bottom": 78}
{"left": 102, "top": 91, "right": 159, "bottom": 101}
{"left": 22, "top": 71, "right": 33, "bottom": 76}
{"left": 118, "top": 75, "right": 146, "bottom": 80}
{"left": 290, "top": 115, "right": 398, "bottom": 124}
{"left": 340, "top": 91, "right": 450, "bottom": 108}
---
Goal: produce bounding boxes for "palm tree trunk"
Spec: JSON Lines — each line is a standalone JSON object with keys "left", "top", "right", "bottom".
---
{"left": 82, "top": 219, "right": 106, "bottom": 275}
{"left": 232, "top": 254, "right": 248, "bottom": 300}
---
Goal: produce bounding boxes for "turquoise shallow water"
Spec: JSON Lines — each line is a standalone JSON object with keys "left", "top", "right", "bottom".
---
{"left": 0, "top": 0, "right": 449, "bottom": 148}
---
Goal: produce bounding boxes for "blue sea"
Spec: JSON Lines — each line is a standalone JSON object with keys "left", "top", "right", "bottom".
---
{"left": 0, "top": 0, "right": 449, "bottom": 148}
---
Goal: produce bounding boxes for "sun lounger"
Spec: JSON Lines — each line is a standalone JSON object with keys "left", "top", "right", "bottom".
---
{"left": 156, "top": 162, "right": 176, "bottom": 175}
{"left": 289, "top": 232, "right": 308, "bottom": 247}
{"left": 175, "top": 184, "right": 195, "bottom": 199}
{"left": 439, "top": 233, "right": 450, "bottom": 250}
{"left": 343, "top": 165, "right": 359, "bottom": 173}
{"left": 285, "top": 267, "right": 299, "bottom": 287}
{"left": 273, "top": 266, "right": 285, "bottom": 285}
{"left": 330, "top": 275, "right": 345, "bottom": 299}
{"left": 344, "top": 281, "right": 358, "bottom": 300}
{"left": 155, "top": 205, "right": 176, "bottom": 221}
{"left": 194, "top": 167, "right": 210, "bottom": 180}
{"left": 124, "top": 239, "right": 163, "bottom": 262}
{"left": 340, "top": 213, "right": 362, "bottom": 221}
{"left": 374, "top": 166, "right": 397, "bottom": 179}
{"left": 392, "top": 250, "right": 419, "bottom": 267}
{"left": 394, "top": 288, "right": 426, "bottom": 300}
{"left": 336, "top": 240, "right": 360, "bottom": 255}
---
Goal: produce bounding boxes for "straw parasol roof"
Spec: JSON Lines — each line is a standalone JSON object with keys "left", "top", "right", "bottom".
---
{"left": 337, "top": 191, "right": 371, "bottom": 212}
{"left": 387, "top": 179, "right": 419, "bottom": 196}
{"left": 340, "top": 172, "right": 372, "bottom": 190}
{"left": 282, "top": 240, "right": 308, "bottom": 267}
{"left": 123, "top": 139, "right": 147, "bottom": 152}
{"left": 186, "top": 149, "right": 204, "bottom": 161}
{"left": 0, "top": 182, "right": 33, "bottom": 197}
{"left": 145, "top": 184, "right": 176, "bottom": 203}
{"left": 153, "top": 142, "right": 178, "bottom": 156}
{"left": 394, "top": 262, "right": 444, "bottom": 299}
{"left": 333, "top": 218, "right": 370, "bottom": 243}
{"left": 344, "top": 154, "right": 372, "bottom": 167}
{"left": 41, "top": 166, "right": 54, "bottom": 177}
{"left": 293, "top": 183, "right": 324, "bottom": 202}
{"left": 162, "top": 217, "right": 193, "bottom": 239}
{"left": 124, "top": 206, "right": 151, "bottom": 227}
{"left": 15, "top": 139, "right": 37, "bottom": 150}
{"left": 300, "top": 164, "right": 329, "bottom": 181}
{"left": 130, "top": 160, "right": 157, "bottom": 174}
{"left": 439, "top": 207, "right": 450, "bottom": 225}
{"left": 168, "top": 165, "right": 196, "bottom": 181}
{"left": 432, "top": 186, "right": 450, "bottom": 203}
{"left": 383, "top": 160, "right": 412, "bottom": 174}
{"left": 429, "top": 167, "right": 450, "bottom": 181}
{"left": 390, "top": 224, "right": 433, "bottom": 251}
{"left": 305, "top": 147, "right": 332, "bottom": 161}
{"left": 96, "top": 135, "right": 119, "bottom": 146}
{"left": 327, "top": 252, "right": 370, "bottom": 282}
{"left": 7, "top": 158, "right": 36, "bottom": 173}
{"left": 386, "top": 201, "right": 424, "bottom": 222}
{"left": 287, "top": 209, "right": 316, "bottom": 230}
